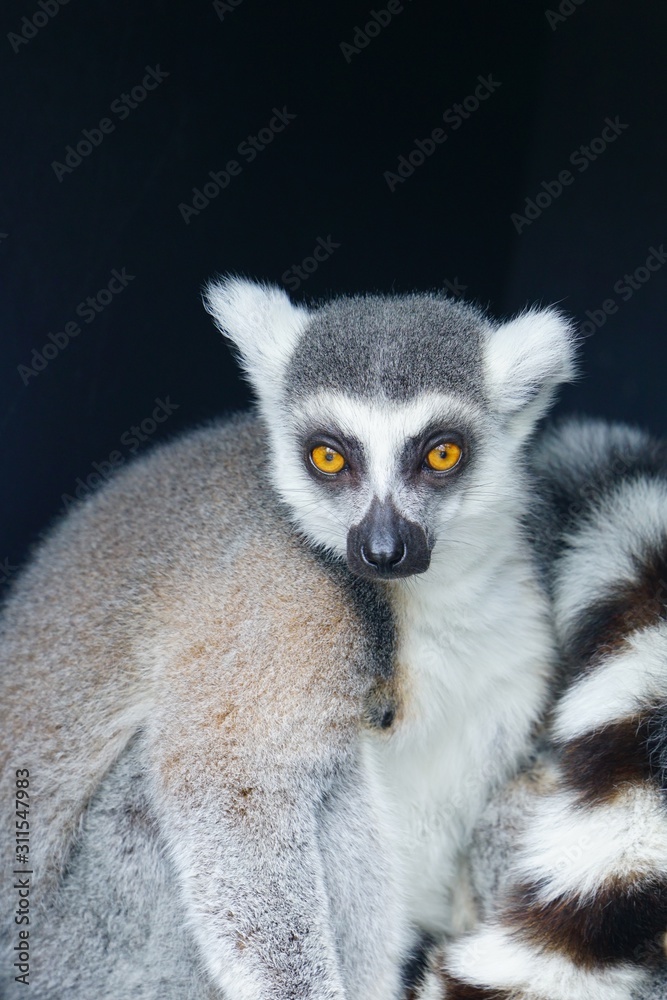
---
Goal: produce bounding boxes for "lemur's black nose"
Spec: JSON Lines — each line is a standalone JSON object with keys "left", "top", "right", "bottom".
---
{"left": 347, "top": 499, "right": 431, "bottom": 580}
{"left": 360, "top": 538, "right": 405, "bottom": 571}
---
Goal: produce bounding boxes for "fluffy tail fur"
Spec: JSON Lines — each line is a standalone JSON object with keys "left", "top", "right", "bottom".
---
{"left": 423, "top": 420, "right": 667, "bottom": 999}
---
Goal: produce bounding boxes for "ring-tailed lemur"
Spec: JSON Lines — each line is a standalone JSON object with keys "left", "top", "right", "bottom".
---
{"left": 1, "top": 278, "right": 569, "bottom": 997}
{"left": 2, "top": 278, "right": 664, "bottom": 998}
{"left": 418, "top": 420, "right": 667, "bottom": 1000}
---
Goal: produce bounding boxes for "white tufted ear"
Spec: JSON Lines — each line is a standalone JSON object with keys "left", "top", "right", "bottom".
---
{"left": 484, "top": 307, "right": 578, "bottom": 434}
{"left": 203, "top": 276, "right": 310, "bottom": 405}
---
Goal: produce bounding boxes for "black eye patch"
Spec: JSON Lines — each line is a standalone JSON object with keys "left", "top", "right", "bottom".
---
{"left": 302, "top": 428, "right": 365, "bottom": 484}
{"left": 399, "top": 423, "right": 473, "bottom": 481}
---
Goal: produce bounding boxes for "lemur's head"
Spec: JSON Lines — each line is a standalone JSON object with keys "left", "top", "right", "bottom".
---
{"left": 205, "top": 278, "right": 576, "bottom": 581}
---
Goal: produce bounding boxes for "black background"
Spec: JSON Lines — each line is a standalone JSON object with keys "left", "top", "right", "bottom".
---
{"left": 2, "top": 0, "right": 666, "bottom": 579}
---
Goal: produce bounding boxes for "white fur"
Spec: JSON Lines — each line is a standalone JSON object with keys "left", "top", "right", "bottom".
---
{"left": 447, "top": 925, "right": 646, "bottom": 1000}
{"left": 483, "top": 307, "right": 577, "bottom": 429}
{"left": 271, "top": 390, "right": 493, "bottom": 557}
{"left": 517, "top": 782, "right": 667, "bottom": 899}
{"left": 417, "top": 972, "right": 445, "bottom": 1000}
{"left": 258, "top": 383, "right": 558, "bottom": 936}
{"left": 9, "top": 277, "right": 660, "bottom": 1000}
{"left": 553, "top": 477, "right": 667, "bottom": 637}
{"left": 367, "top": 518, "right": 555, "bottom": 934}
{"left": 295, "top": 390, "right": 479, "bottom": 504}
{"left": 553, "top": 624, "right": 667, "bottom": 740}
{"left": 269, "top": 386, "right": 543, "bottom": 567}
{"left": 203, "top": 276, "right": 310, "bottom": 413}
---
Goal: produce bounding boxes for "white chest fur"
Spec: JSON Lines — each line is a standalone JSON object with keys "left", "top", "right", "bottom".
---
{"left": 365, "top": 541, "right": 555, "bottom": 937}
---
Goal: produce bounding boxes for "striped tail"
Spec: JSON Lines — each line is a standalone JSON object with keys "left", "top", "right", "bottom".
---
{"left": 423, "top": 420, "right": 667, "bottom": 999}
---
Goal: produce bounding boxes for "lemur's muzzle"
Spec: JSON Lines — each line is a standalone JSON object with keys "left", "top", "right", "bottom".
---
{"left": 347, "top": 499, "right": 431, "bottom": 580}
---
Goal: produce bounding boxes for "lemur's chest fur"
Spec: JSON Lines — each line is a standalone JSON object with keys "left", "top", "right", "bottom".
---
{"left": 364, "top": 541, "right": 555, "bottom": 937}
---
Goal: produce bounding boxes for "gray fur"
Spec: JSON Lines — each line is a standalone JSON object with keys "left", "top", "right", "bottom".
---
{"left": 2, "top": 735, "right": 218, "bottom": 1000}
{"left": 7, "top": 276, "right": 660, "bottom": 1000}
{"left": 0, "top": 278, "right": 578, "bottom": 999}
{"left": 1, "top": 727, "right": 410, "bottom": 1000}
{"left": 284, "top": 293, "right": 490, "bottom": 403}
{"left": 1, "top": 413, "right": 411, "bottom": 999}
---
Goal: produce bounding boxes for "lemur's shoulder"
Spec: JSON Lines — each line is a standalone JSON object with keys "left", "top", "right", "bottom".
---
{"left": 1, "top": 412, "right": 283, "bottom": 625}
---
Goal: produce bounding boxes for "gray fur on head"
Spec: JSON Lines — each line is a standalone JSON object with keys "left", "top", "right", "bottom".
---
{"left": 204, "top": 276, "right": 576, "bottom": 424}
{"left": 283, "top": 293, "right": 489, "bottom": 403}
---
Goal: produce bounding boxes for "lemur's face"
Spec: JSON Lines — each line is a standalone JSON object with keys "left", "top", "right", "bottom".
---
{"left": 205, "top": 279, "right": 576, "bottom": 581}
{"left": 277, "top": 389, "right": 487, "bottom": 580}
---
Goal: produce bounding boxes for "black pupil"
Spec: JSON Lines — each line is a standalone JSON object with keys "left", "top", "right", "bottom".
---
{"left": 325, "top": 450, "right": 334, "bottom": 462}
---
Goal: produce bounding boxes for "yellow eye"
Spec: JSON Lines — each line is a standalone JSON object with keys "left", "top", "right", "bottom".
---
{"left": 310, "top": 445, "right": 346, "bottom": 475}
{"left": 425, "top": 442, "right": 462, "bottom": 472}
